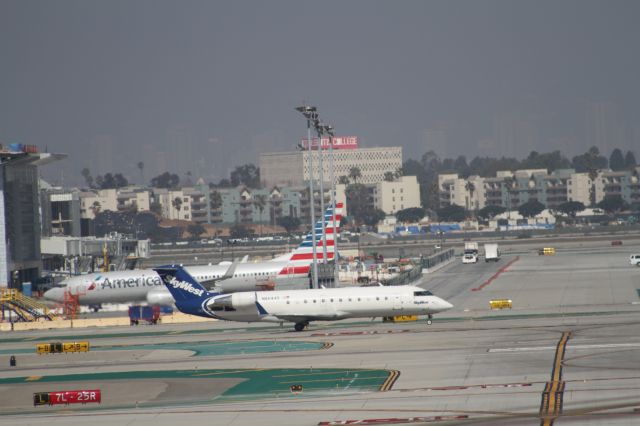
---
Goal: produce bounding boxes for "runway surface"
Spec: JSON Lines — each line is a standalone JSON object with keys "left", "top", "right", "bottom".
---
{"left": 1, "top": 240, "right": 639, "bottom": 425}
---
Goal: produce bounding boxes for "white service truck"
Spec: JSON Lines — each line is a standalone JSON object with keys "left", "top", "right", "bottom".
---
{"left": 484, "top": 243, "right": 501, "bottom": 262}
{"left": 464, "top": 242, "right": 479, "bottom": 255}
{"left": 462, "top": 242, "right": 479, "bottom": 264}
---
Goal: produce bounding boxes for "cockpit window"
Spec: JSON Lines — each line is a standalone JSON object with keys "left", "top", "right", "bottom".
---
{"left": 414, "top": 290, "right": 433, "bottom": 296}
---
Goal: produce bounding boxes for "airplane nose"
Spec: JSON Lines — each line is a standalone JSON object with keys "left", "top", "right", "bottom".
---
{"left": 438, "top": 298, "right": 453, "bottom": 311}
{"left": 44, "top": 287, "right": 64, "bottom": 302}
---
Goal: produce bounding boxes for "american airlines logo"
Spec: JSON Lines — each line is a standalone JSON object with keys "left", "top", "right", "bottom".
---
{"left": 168, "top": 277, "right": 204, "bottom": 297}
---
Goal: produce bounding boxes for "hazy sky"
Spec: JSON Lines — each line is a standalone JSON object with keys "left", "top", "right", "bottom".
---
{"left": 1, "top": 1, "right": 639, "bottom": 185}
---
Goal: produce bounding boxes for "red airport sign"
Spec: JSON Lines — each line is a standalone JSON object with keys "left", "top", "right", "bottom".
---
{"left": 34, "top": 389, "right": 101, "bottom": 406}
{"left": 301, "top": 136, "right": 358, "bottom": 150}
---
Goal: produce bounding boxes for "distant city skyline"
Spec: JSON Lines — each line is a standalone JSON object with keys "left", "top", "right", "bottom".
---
{"left": 1, "top": 1, "right": 638, "bottom": 186}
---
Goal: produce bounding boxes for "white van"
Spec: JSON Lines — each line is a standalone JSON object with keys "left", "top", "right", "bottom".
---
{"left": 462, "top": 253, "right": 478, "bottom": 264}
{"left": 630, "top": 254, "right": 640, "bottom": 266}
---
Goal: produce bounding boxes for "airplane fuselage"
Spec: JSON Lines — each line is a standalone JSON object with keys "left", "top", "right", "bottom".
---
{"left": 44, "top": 262, "right": 309, "bottom": 305}
{"left": 201, "top": 285, "right": 452, "bottom": 324}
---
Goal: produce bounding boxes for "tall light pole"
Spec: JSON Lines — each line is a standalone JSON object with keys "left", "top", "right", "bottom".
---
{"left": 313, "top": 119, "right": 328, "bottom": 263}
{"left": 324, "top": 125, "right": 339, "bottom": 276}
{"left": 295, "top": 105, "right": 319, "bottom": 289}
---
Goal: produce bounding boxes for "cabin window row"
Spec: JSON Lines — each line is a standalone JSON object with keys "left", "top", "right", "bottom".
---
{"left": 285, "top": 296, "right": 391, "bottom": 304}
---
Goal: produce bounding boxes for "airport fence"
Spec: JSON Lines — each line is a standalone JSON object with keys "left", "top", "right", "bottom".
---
{"left": 381, "top": 248, "right": 455, "bottom": 286}
{"left": 420, "top": 248, "right": 456, "bottom": 270}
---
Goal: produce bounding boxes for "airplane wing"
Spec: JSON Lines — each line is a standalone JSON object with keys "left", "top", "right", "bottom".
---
{"left": 272, "top": 313, "right": 349, "bottom": 322}
{"left": 200, "top": 262, "right": 238, "bottom": 288}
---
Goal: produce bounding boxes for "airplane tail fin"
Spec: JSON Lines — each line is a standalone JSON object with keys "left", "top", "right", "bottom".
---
{"left": 154, "top": 265, "right": 215, "bottom": 316}
{"left": 275, "top": 202, "right": 343, "bottom": 263}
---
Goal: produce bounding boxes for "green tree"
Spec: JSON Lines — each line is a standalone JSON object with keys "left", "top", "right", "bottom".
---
{"left": 395, "top": 207, "right": 426, "bottom": 223}
{"left": 150, "top": 172, "right": 180, "bottom": 189}
{"left": 572, "top": 146, "right": 608, "bottom": 173}
{"left": 348, "top": 166, "right": 362, "bottom": 183}
{"left": 362, "top": 208, "right": 386, "bottom": 227}
{"left": 517, "top": 200, "right": 545, "bottom": 218}
{"left": 338, "top": 175, "right": 350, "bottom": 185}
{"left": 597, "top": 195, "right": 626, "bottom": 214}
{"left": 609, "top": 148, "right": 625, "bottom": 171}
{"left": 276, "top": 215, "right": 301, "bottom": 235}
{"left": 625, "top": 151, "right": 637, "bottom": 169}
{"left": 149, "top": 201, "right": 162, "bottom": 216}
{"left": 345, "top": 183, "right": 370, "bottom": 224}
{"left": 209, "top": 189, "right": 222, "bottom": 210}
{"left": 81, "top": 168, "right": 94, "bottom": 189}
{"left": 95, "top": 173, "right": 128, "bottom": 189}
{"left": 383, "top": 171, "right": 395, "bottom": 182}
{"left": 230, "top": 164, "right": 260, "bottom": 187}
{"left": 556, "top": 201, "right": 586, "bottom": 220}
{"left": 436, "top": 204, "right": 467, "bottom": 222}
{"left": 229, "top": 223, "right": 252, "bottom": 239}
{"left": 477, "top": 205, "right": 507, "bottom": 220}
{"left": 187, "top": 223, "right": 206, "bottom": 240}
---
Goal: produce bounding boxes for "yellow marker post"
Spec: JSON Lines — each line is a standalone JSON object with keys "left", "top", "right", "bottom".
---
{"left": 489, "top": 299, "right": 513, "bottom": 310}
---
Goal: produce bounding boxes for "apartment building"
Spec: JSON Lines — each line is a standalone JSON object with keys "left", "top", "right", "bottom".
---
{"left": 372, "top": 176, "right": 421, "bottom": 214}
{"left": 439, "top": 167, "right": 640, "bottom": 211}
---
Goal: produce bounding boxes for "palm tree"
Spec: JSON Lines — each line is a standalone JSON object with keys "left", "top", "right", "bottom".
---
{"left": 90, "top": 201, "right": 101, "bottom": 217}
{"left": 348, "top": 166, "right": 362, "bottom": 183}
{"left": 137, "top": 161, "right": 144, "bottom": 185}
{"left": 172, "top": 197, "right": 183, "bottom": 218}
{"left": 588, "top": 169, "right": 599, "bottom": 206}
{"left": 253, "top": 194, "right": 267, "bottom": 236}
{"left": 465, "top": 181, "right": 476, "bottom": 211}
{"left": 81, "top": 168, "right": 94, "bottom": 189}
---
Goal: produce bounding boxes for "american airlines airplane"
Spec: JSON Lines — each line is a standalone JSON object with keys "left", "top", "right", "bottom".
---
{"left": 44, "top": 204, "right": 343, "bottom": 306}
{"left": 156, "top": 265, "right": 453, "bottom": 331}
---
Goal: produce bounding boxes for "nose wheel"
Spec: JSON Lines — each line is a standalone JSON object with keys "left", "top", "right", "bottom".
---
{"left": 427, "top": 314, "right": 433, "bottom": 325}
{"left": 294, "top": 321, "right": 309, "bottom": 332}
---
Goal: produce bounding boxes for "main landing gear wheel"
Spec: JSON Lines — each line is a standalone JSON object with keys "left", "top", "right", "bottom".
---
{"left": 294, "top": 322, "right": 308, "bottom": 332}
{"left": 427, "top": 314, "right": 433, "bottom": 325}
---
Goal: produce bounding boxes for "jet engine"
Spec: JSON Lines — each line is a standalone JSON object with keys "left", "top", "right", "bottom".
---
{"left": 230, "top": 292, "right": 257, "bottom": 308}
{"left": 209, "top": 292, "right": 256, "bottom": 309}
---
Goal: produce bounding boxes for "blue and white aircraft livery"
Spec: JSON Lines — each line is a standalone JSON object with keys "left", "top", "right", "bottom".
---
{"left": 155, "top": 265, "right": 453, "bottom": 332}
{"left": 44, "top": 204, "right": 343, "bottom": 306}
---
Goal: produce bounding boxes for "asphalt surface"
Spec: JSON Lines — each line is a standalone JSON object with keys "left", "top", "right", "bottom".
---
{"left": 1, "top": 238, "right": 640, "bottom": 425}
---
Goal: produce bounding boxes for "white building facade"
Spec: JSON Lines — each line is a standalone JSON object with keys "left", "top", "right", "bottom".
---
{"left": 260, "top": 146, "right": 403, "bottom": 188}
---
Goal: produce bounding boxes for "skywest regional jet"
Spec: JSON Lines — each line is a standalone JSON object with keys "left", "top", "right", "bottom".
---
{"left": 156, "top": 265, "right": 453, "bottom": 331}
{"left": 44, "top": 204, "right": 343, "bottom": 306}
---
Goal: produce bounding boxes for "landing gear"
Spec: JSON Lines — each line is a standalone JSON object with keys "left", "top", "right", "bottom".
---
{"left": 294, "top": 321, "right": 309, "bottom": 332}
{"left": 427, "top": 314, "right": 433, "bottom": 325}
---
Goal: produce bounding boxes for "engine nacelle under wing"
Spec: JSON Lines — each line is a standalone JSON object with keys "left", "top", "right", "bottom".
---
{"left": 206, "top": 293, "right": 256, "bottom": 311}
{"left": 230, "top": 292, "right": 257, "bottom": 308}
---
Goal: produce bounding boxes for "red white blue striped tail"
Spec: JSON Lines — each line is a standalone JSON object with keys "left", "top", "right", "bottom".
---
{"left": 273, "top": 202, "right": 343, "bottom": 268}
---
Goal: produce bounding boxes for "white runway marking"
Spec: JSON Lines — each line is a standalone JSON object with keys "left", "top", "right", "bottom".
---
{"left": 490, "top": 342, "right": 640, "bottom": 353}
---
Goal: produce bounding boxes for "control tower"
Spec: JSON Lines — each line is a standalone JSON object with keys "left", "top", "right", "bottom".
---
{"left": 0, "top": 143, "right": 66, "bottom": 288}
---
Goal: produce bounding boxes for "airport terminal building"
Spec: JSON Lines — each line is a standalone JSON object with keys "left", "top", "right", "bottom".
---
{"left": 0, "top": 144, "right": 65, "bottom": 287}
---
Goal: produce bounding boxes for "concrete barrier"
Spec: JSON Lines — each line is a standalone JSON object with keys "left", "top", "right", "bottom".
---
{"left": 0, "top": 312, "right": 212, "bottom": 332}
